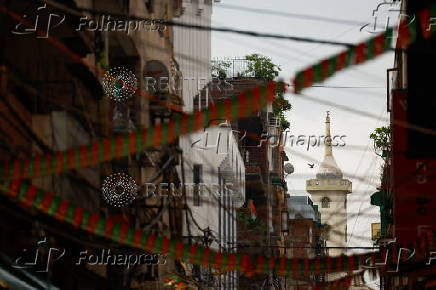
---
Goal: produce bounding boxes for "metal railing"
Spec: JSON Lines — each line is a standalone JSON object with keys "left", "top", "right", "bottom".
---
{"left": 211, "top": 58, "right": 254, "bottom": 78}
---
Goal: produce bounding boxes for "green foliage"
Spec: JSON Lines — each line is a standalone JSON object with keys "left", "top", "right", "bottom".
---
{"left": 273, "top": 93, "right": 292, "bottom": 131}
{"left": 370, "top": 126, "right": 391, "bottom": 186}
{"left": 244, "top": 53, "right": 281, "bottom": 80}
{"left": 369, "top": 126, "right": 391, "bottom": 158}
{"left": 245, "top": 53, "right": 290, "bottom": 130}
{"left": 244, "top": 54, "right": 290, "bottom": 130}
{"left": 212, "top": 54, "right": 291, "bottom": 130}
{"left": 279, "top": 115, "right": 290, "bottom": 131}
{"left": 211, "top": 60, "right": 232, "bottom": 78}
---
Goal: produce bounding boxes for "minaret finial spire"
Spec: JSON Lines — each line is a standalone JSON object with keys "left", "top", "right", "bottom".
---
{"left": 325, "top": 111, "right": 332, "bottom": 156}
{"left": 316, "top": 111, "right": 343, "bottom": 179}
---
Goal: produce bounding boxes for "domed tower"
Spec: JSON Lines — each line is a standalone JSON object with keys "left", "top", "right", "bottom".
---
{"left": 306, "top": 112, "right": 352, "bottom": 257}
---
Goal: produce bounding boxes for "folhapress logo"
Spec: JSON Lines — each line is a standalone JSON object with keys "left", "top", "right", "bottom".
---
{"left": 12, "top": 237, "right": 65, "bottom": 272}
{"left": 11, "top": 4, "right": 166, "bottom": 38}
{"left": 360, "top": 0, "right": 415, "bottom": 37}
{"left": 11, "top": 4, "right": 65, "bottom": 38}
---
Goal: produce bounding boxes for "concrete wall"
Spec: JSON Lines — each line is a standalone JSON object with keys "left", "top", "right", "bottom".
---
{"left": 173, "top": 1, "right": 244, "bottom": 288}
{"left": 173, "top": 0, "right": 212, "bottom": 112}
{"left": 311, "top": 191, "right": 348, "bottom": 257}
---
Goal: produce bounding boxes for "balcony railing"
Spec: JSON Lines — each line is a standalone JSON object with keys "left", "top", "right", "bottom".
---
{"left": 211, "top": 58, "right": 254, "bottom": 79}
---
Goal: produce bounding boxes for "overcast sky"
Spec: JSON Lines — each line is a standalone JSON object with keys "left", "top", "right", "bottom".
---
{"left": 211, "top": 0, "right": 398, "bottom": 258}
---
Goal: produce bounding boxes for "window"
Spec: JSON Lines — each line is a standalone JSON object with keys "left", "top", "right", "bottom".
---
{"left": 321, "top": 197, "right": 331, "bottom": 208}
{"left": 193, "top": 165, "right": 202, "bottom": 206}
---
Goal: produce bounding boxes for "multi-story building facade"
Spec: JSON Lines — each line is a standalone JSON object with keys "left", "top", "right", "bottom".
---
{"left": 373, "top": 0, "right": 436, "bottom": 288}
{"left": 206, "top": 75, "right": 289, "bottom": 289}
{"left": 285, "top": 196, "right": 325, "bottom": 289}
{"left": 0, "top": 0, "right": 184, "bottom": 289}
{"left": 173, "top": 1, "right": 245, "bottom": 289}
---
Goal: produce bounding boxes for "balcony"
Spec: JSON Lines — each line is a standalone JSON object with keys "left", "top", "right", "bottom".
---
{"left": 211, "top": 58, "right": 254, "bottom": 79}
{"left": 242, "top": 145, "right": 268, "bottom": 184}
{"left": 306, "top": 178, "right": 352, "bottom": 193}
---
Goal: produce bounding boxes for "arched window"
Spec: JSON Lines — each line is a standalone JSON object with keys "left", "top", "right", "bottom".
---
{"left": 321, "top": 197, "right": 331, "bottom": 208}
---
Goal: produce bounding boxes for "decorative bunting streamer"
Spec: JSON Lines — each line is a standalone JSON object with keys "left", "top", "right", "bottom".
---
{"left": 2, "top": 5, "right": 436, "bottom": 278}
{"left": 293, "top": 5, "right": 436, "bottom": 94}
{"left": 0, "top": 81, "right": 283, "bottom": 183}
{"left": 2, "top": 180, "right": 435, "bottom": 279}
{"left": 293, "top": 28, "right": 393, "bottom": 94}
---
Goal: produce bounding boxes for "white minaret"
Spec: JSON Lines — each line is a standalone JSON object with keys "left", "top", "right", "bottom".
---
{"left": 306, "top": 112, "right": 352, "bottom": 257}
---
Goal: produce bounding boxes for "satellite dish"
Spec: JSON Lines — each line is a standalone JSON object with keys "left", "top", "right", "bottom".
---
{"left": 284, "top": 163, "right": 294, "bottom": 174}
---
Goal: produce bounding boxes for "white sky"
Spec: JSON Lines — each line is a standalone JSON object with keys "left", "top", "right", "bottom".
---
{"left": 211, "top": 0, "right": 398, "bottom": 258}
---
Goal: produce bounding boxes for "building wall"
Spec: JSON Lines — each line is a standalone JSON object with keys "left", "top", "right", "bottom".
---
{"left": 173, "top": 1, "right": 244, "bottom": 288}
{"left": 310, "top": 191, "right": 347, "bottom": 257}
{"left": 126, "top": 2, "right": 182, "bottom": 288}
{"left": 182, "top": 126, "right": 245, "bottom": 244}
{"left": 288, "top": 219, "right": 315, "bottom": 259}
{"left": 1, "top": 1, "right": 184, "bottom": 288}
{"left": 173, "top": 0, "right": 212, "bottom": 112}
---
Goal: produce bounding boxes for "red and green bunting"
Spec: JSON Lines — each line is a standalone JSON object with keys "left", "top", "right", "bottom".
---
{"left": 396, "top": 4, "right": 436, "bottom": 49}
{"left": 293, "top": 28, "right": 393, "bottom": 94}
{"left": 0, "top": 81, "right": 282, "bottom": 183}
{"left": 2, "top": 180, "right": 435, "bottom": 278}
{"left": 294, "top": 5, "right": 436, "bottom": 94}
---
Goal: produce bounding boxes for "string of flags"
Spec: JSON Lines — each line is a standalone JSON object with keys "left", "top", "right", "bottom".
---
{"left": 1, "top": 1, "right": 435, "bottom": 285}
{"left": 0, "top": 81, "right": 282, "bottom": 183}
{"left": 2, "top": 179, "right": 435, "bottom": 278}
{"left": 292, "top": 28, "right": 393, "bottom": 94}
{"left": 293, "top": 4, "right": 436, "bottom": 94}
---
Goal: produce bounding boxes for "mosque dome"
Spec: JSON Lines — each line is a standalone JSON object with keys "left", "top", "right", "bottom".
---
{"left": 317, "top": 155, "right": 343, "bottom": 179}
